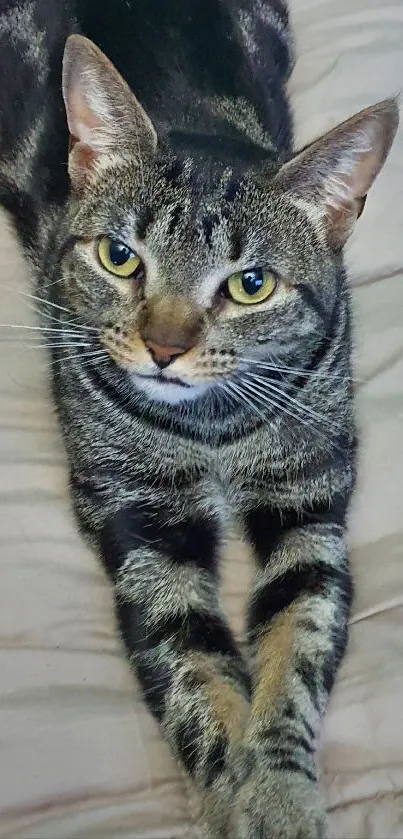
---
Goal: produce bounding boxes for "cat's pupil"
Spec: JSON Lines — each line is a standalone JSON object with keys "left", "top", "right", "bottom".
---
{"left": 242, "top": 269, "right": 264, "bottom": 295}
{"left": 109, "top": 241, "right": 131, "bottom": 266}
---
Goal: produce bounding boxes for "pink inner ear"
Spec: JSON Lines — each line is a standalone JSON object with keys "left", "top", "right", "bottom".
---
{"left": 72, "top": 141, "right": 96, "bottom": 169}
{"left": 326, "top": 116, "right": 394, "bottom": 209}
{"left": 350, "top": 146, "right": 383, "bottom": 199}
{"left": 66, "top": 85, "right": 103, "bottom": 189}
{"left": 65, "top": 78, "right": 104, "bottom": 150}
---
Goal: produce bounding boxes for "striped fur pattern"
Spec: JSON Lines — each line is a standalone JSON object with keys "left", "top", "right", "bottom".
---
{"left": 0, "top": 1, "right": 398, "bottom": 836}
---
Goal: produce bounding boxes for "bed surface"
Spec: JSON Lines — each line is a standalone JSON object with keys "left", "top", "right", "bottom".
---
{"left": 1, "top": 0, "right": 403, "bottom": 836}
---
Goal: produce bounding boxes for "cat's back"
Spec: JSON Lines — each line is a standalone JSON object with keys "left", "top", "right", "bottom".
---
{"left": 79, "top": 0, "right": 293, "bottom": 154}
{"left": 0, "top": 0, "right": 293, "bottom": 246}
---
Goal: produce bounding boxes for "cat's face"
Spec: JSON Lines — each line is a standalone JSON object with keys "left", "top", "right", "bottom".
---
{"left": 64, "top": 155, "right": 333, "bottom": 404}
{"left": 60, "top": 36, "right": 398, "bottom": 405}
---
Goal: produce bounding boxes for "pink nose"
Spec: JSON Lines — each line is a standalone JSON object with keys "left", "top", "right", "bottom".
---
{"left": 144, "top": 339, "right": 186, "bottom": 369}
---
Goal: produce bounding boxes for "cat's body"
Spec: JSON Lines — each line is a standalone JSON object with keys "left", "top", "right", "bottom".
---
{"left": 0, "top": 2, "right": 398, "bottom": 837}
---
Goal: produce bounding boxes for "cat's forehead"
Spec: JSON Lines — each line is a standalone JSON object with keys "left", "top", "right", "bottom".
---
{"left": 153, "top": 154, "right": 248, "bottom": 226}
{"left": 105, "top": 153, "right": 275, "bottom": 252}
{"left": 81, "top": 151, "right": 290, "bottom": 281}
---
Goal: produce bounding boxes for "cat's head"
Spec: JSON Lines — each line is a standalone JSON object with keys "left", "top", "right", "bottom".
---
{"left": 60, "top": 35, "right": 398, "bottom": 406}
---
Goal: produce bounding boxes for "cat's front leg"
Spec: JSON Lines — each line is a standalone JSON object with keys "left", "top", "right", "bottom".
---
{"left": 100, "top": 498, "right": 251, "bottom": 837}
{"left": 232, "top": 506, "right": 352, "bottom": 839}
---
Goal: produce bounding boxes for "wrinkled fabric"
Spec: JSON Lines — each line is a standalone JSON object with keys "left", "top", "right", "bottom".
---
{"left": 1, "top": 0, "right": 403, "bottom": 836}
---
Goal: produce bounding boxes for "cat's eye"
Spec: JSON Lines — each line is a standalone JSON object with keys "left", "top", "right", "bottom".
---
{"left": 225, "top": 268, "right": 277, "bottom": 305}
{"left": 98, "top": 236, "right": 142, "bottom": 278}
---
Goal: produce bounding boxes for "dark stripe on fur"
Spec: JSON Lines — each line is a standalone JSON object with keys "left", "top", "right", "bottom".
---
{"left": 294, "top": 282, "right": 329, "bottom": 324}
{"left": 270, "top": 758, "right": 317, "bottom": 783}
{"left": 163, "top": 156, "right": 186, "bottom": 185}
{"left": 244, "top": 496, "right": 349, "bottom": 566}
{"left": 205, "top": 736, "right": 228, "bottom": 786}
{"left": 228, "top": 229, "right": 244, "bottom": 261}
{"left": 260, "top": 727, "right": 314, "bottom": 756}
{"left": 175, "top": 716, "right": 203, "bottom": 776}
{"left": 130, "top": 609, "right": 242, "bottom": 659}
{"left": 136, "top": 205, "right": 155, "bottom": 240}
{"left": 118, "top": 602, "right": 173, "bottom": 719}
{"left": 167, "top": 203, "right": 184, "bottom": 237}
{"left": 295, "top": 654, "right": 320, "bottom": 712}
{"left": 248, "top": 562, "right": 351, "bottom": 635}
{"left": 223, "top": 175, "right": 244, "bottom": 204}
{"left": 100, "top": 503, "right": 220, "bottom": 579}
{"left": 202, "top": 212, "right": 220, "bottom": 248}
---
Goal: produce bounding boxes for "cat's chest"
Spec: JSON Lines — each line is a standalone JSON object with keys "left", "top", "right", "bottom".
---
{"left": 134, "top": 424, "right": 274, "bottom": 480}
{"left": 142, "top": 425, "right": 292, "bottom": 510}
{"left": 214, "top": 431, "right": 293, "bottom": 508}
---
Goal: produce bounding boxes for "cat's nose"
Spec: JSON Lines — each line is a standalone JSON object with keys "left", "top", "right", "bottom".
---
{"left": 145, "top": 339, "right": 186, "bottom": 370}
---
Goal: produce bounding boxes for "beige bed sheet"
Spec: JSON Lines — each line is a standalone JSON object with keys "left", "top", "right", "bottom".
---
{"left": 1, "top": 0, "right": 403, "bottom": 836}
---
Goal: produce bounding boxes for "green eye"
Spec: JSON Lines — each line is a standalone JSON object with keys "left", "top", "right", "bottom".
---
{"left": 98, "top": 236, "right": 142, "bottom": 278}
{"left": 226, "top": 268, "right": 277, "bottom": 305}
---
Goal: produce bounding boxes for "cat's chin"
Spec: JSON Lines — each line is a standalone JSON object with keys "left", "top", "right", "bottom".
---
{"left": 130, "top": 373, "right": 210, "bottom": 405}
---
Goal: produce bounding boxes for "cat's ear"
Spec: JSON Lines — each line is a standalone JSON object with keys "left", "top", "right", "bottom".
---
{"left": 275, "top": 99, "right": 399, "bottom": 248}
{"left": 62, "top": 35, "right": 157, "bottom": 190}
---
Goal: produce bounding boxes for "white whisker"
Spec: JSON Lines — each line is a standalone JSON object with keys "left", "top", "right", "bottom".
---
{"left": 1, "top": 285, "right": 100, "bottom": 333}
{"left": 32, "top": 342, "right": 93, "bottom": 350}
{"left": 240, "top": 375, "right": 336, "bottom": 452}
{"left": 48, "top": 348, "right": 109, "bottom": 366}
{"left": 0, "top": 339, "right": 91, "bottom": 348}
{"left": 223, "top": 379, "right": 268, "bottom": 423}
{"left": 241, "top": 357, "right": 356, "bottom": 383}
{"left": 29, "top": 301, "right": 97, "bottom": 334}
{"left": 217, "top": 382, "right": 238, "bottom": 412}
{"left": 240, "top": 376, "right": 309, "bottom": 428}
{"left": 1, "top": 285, "right": 75, "bottom": 317}
{"left": 0, "top": 323, "right": 88, "bottom": 336}
{"left": 247, "top": 372, "right": 338, "bottom": 432}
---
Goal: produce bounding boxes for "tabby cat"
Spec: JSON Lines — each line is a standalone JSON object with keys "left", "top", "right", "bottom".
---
{"left": 0, "top": 0, "right": 398, "bottom": 836}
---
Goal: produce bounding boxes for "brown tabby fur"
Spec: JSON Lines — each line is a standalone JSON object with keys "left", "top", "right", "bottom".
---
{"left": 0, "top": 1, "right": 398, "bottom": 836}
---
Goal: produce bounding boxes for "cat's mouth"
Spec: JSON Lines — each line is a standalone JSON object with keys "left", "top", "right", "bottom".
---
{"left": 137, "top": 372, "right": 192, "bottom": 389}
{"left": 131, "top": 369, "right": 210, "bottom": 405}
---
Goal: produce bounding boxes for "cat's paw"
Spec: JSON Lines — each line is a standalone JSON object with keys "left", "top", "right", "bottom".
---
{"left": 231, "top": 768, "right": 326, "bottom": 839}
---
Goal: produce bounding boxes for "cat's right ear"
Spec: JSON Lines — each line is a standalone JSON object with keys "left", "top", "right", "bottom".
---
{"left": 274, "top": 98, "right": 399, "bottom": 249}
{"left": 62, "top": 35, "right": 157, "bottom": 191}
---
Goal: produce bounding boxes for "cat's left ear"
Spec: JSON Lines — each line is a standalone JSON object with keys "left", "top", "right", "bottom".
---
{"left": 62, "top": 35, "right": 157, "bottom": 191}
{"left": 275, "top": 99, "right": 399, "bottom": 248}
